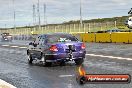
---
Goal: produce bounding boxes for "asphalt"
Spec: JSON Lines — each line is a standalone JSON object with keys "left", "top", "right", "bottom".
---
{"left": 0, "top": 40, "right": 131, "bottom": 88}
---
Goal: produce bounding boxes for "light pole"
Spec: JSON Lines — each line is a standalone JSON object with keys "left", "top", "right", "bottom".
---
{"left": 33, "top": 4, "right": 36, "bottom": 26}
{"left": 128, "top": 8, "right": 132, "bottom": 15}
{"left": 80, "top": 0, "right": 83, "bottom": 32}
{"left": 13, "top": 0, "right": 16, "bottom": 30}
{"left": 37, "top": 0, "right": 41, "bottom": 30}
{"left": 44, "top": 3, "right": 47, "bottom": 25}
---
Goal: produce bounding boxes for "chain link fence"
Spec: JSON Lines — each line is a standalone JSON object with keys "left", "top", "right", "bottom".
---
{"left": 0, "top": 21, "right": 127, "bottom": 36}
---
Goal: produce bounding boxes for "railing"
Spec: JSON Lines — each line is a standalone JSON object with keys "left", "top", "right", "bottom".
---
{"left": 0, "top": 21, "right": 125, "bottom": 35}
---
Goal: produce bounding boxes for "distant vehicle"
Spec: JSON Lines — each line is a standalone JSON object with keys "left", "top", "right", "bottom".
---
{"left": 27, "top": 33, "right": 86, "bottom": 66}
{"left": 126, "top": 17, "right": 132, "bottom": 29}
{"left": 106, "top": 29, "right": 121, "bottom": 33}
{"left": 1, "top": 33, "right": 13, "bottom": 42}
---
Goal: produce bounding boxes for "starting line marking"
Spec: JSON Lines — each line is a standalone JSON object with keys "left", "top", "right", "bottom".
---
{"left": 86, "top": 54, "right": 132, "bottom": 61}
{"left": 0, "top": 79, "right": 16, "bottom": 88}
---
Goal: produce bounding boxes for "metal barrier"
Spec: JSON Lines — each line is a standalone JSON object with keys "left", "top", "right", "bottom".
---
{"left": 129, "top": 32, "right": 132, "bottom": 43}
{"left": 111, "top": 32, "right": 129, "bottom": 43}
{"left": 75, "top": 32, "right": 132, "bottom": 43}
{"left": 96, "top": 33, "right": 111, "bottom": 43}
{"left": 13, "top": 35, "right": 33, "bottom": 41}
{"left": 6, "top": 32, "right": 132, "bottom": 44}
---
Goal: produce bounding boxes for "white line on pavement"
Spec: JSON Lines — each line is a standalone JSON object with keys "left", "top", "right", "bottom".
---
{"left": 1, "top": 45, "right": 27, "bottom": 49}
{"left": 1, "top": 45, "right": 10, "bottom": 47}
{"left": 19, "top": 47, "right": 27, "bottom": 49}
{"left": 86, "top": 54, "right": 132, "bottom": 61}
{"left": 11, "top": 46, "right": 19, "bottom": 48}
{"left": 59, "top": 75, "right": 74, "bottom": 77}
{"left": 0, "top": 79, "right": 16, "bottom": 88}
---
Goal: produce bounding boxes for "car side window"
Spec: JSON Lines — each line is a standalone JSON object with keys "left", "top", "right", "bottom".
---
{"left": 35, "top": 36, "right": 40, "bottom": 44}
{"left": 38, "top": 36, "right": 46, "bottom": 46}
{"left": 42, "top": 37, "right": 46, "bottom": 45}
{"left": 39, "top": 38, "right": 43, "bottom": 45}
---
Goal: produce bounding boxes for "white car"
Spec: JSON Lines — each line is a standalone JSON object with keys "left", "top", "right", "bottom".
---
{"left": 127, "top": 17, "right": 132, "bottom": 29}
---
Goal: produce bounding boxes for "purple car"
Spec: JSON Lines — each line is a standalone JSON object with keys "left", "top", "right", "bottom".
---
{"left": 27, "top": 33, "right": 86, "bottom": 66}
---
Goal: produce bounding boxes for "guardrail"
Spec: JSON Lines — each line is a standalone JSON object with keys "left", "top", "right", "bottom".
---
{"left": 9, "top": 32, "right": 132, "bottom": 44}
{"left": 3, "top": 31, "right": 132, "bottom": 44}
{"left": 73, "top": 32, "right": 132, "bottom": 43}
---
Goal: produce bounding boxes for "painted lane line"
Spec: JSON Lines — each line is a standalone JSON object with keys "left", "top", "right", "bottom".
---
{"left": 1, "top": 45, "right": 10, "bottom": 47}
{"left": 59, "top": 75, "right": 74, "bottom": 78}
{"left": 0, "top": 79, "right": 16, "bottom": 88}
{"left": 86, "top": 54, "right": 132, "bottom": 61}
{"left": 11, "top": 46, "right": 19, "bottom": 48}
{"left": 19, "top": 47, "right": 27, "bottom": 49}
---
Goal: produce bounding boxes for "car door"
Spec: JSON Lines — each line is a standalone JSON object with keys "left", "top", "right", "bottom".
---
{"left": 34, "top": 36, "right": 43, "bottom": 58}
{"left": 29, "top": 36, "right": 41, "bottom": 58}
{"left": 33, "top": 35, "right": 48, "bottom": 58}
{"left": 40, "top": 35, "right": 49, "bottom": 53}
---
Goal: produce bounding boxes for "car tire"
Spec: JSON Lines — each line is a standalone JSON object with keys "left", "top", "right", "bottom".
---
{"left": 28, "top": 54, "right": 33, "bottom": 64}
{"left": 41, "top": 54, "right": 52, "bottom": 67}
{"left": 45, "top": 62, "right": 52, "bottom": 67}
{"left": 75, "top": 58, "right": 84, "bottom": 65}
{"left": 60, "top": 61, "right": 66, "bottom": 66}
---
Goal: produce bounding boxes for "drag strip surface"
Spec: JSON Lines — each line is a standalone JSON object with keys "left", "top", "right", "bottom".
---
{"left": 0, "top": 41, "right": 131, "bottom": 88}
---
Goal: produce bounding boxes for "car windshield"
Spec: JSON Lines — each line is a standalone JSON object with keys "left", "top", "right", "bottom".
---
{"left": 47, "top": 34, "right": 78, "bottom": 43}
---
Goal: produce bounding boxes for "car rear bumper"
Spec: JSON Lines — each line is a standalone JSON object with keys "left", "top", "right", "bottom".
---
{"left": 45, "top": 51, "right": 86, "bottom": 62}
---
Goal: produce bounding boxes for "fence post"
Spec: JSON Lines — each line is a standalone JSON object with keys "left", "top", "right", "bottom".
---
{"left": 44, "top": 26, "right": 45, "bottom": 33}
{"left": 61, "top": 25, "right": 63, "bottom": 33}
{"left": 88, "top": 23, "right": 91, "bottom": 32}
{"left": 69, "top": 24, "right": 71, "bottom": 33}
{"left": 83, "top": 23, "right": 86, "bottom": 33}
{"left": 42, "top": 27, "right": 44, "bottom": 33}
{"left": 73, "top": 24, "right": 75, "bottom": 33}
{"left": 114, "top": 21, "right": 117, "bottom": 28}
{"left": 62, "top": 25, "right": 64, "bottom": 33}
{"left": 78, "top": 24, "right": 79, "bottom": 32}
{"left": 65, "top": 25, "right": 67, "bottom": 33}
{"left": 54, "top": 26, "right": 56, "bottom": 33}
{"left": 58, "top": 25, "right": 59, "bottom": 33}
{"left": 100, "top": 23, "right": 102, "bottom": 31}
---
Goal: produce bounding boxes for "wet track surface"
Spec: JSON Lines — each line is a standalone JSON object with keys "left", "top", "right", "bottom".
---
{"left": 0, "top": 40, "right": 132, "bottom": 88}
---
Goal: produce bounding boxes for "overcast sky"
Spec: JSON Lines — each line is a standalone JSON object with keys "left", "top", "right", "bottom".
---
{"left": 0, "top": 0, "right": 131, "bottom": 28}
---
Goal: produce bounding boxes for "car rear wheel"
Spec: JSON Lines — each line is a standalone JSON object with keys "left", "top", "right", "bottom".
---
{"left": 45, "top": 62, "right": 52, "bottom": 67}
{"left": 75, "top": 58, "right": 84, "bottom": 65}
{"left": 41, "top": 54, "right": 52, "bottom": 67}
{"left": 28, "top": 54, "right": 33, "bottom": 64}
{"left": 59, "top": 61, "right": 66, "bottom": 66}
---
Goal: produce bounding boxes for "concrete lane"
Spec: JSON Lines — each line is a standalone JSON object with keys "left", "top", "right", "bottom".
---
{"left": 0, "top": 42, "right": 131, "bottom": 88}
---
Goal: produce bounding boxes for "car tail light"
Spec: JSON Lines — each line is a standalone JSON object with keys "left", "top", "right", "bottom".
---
{"left": 81, "top": 43, "right": 86, "bottom": 49}
{"left": 49, "top": 45, "right": 58, "bottom": 51}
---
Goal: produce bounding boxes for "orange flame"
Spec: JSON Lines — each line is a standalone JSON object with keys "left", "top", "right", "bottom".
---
{"left": 78, "top": 66, "right": 86, "bottom": 76}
